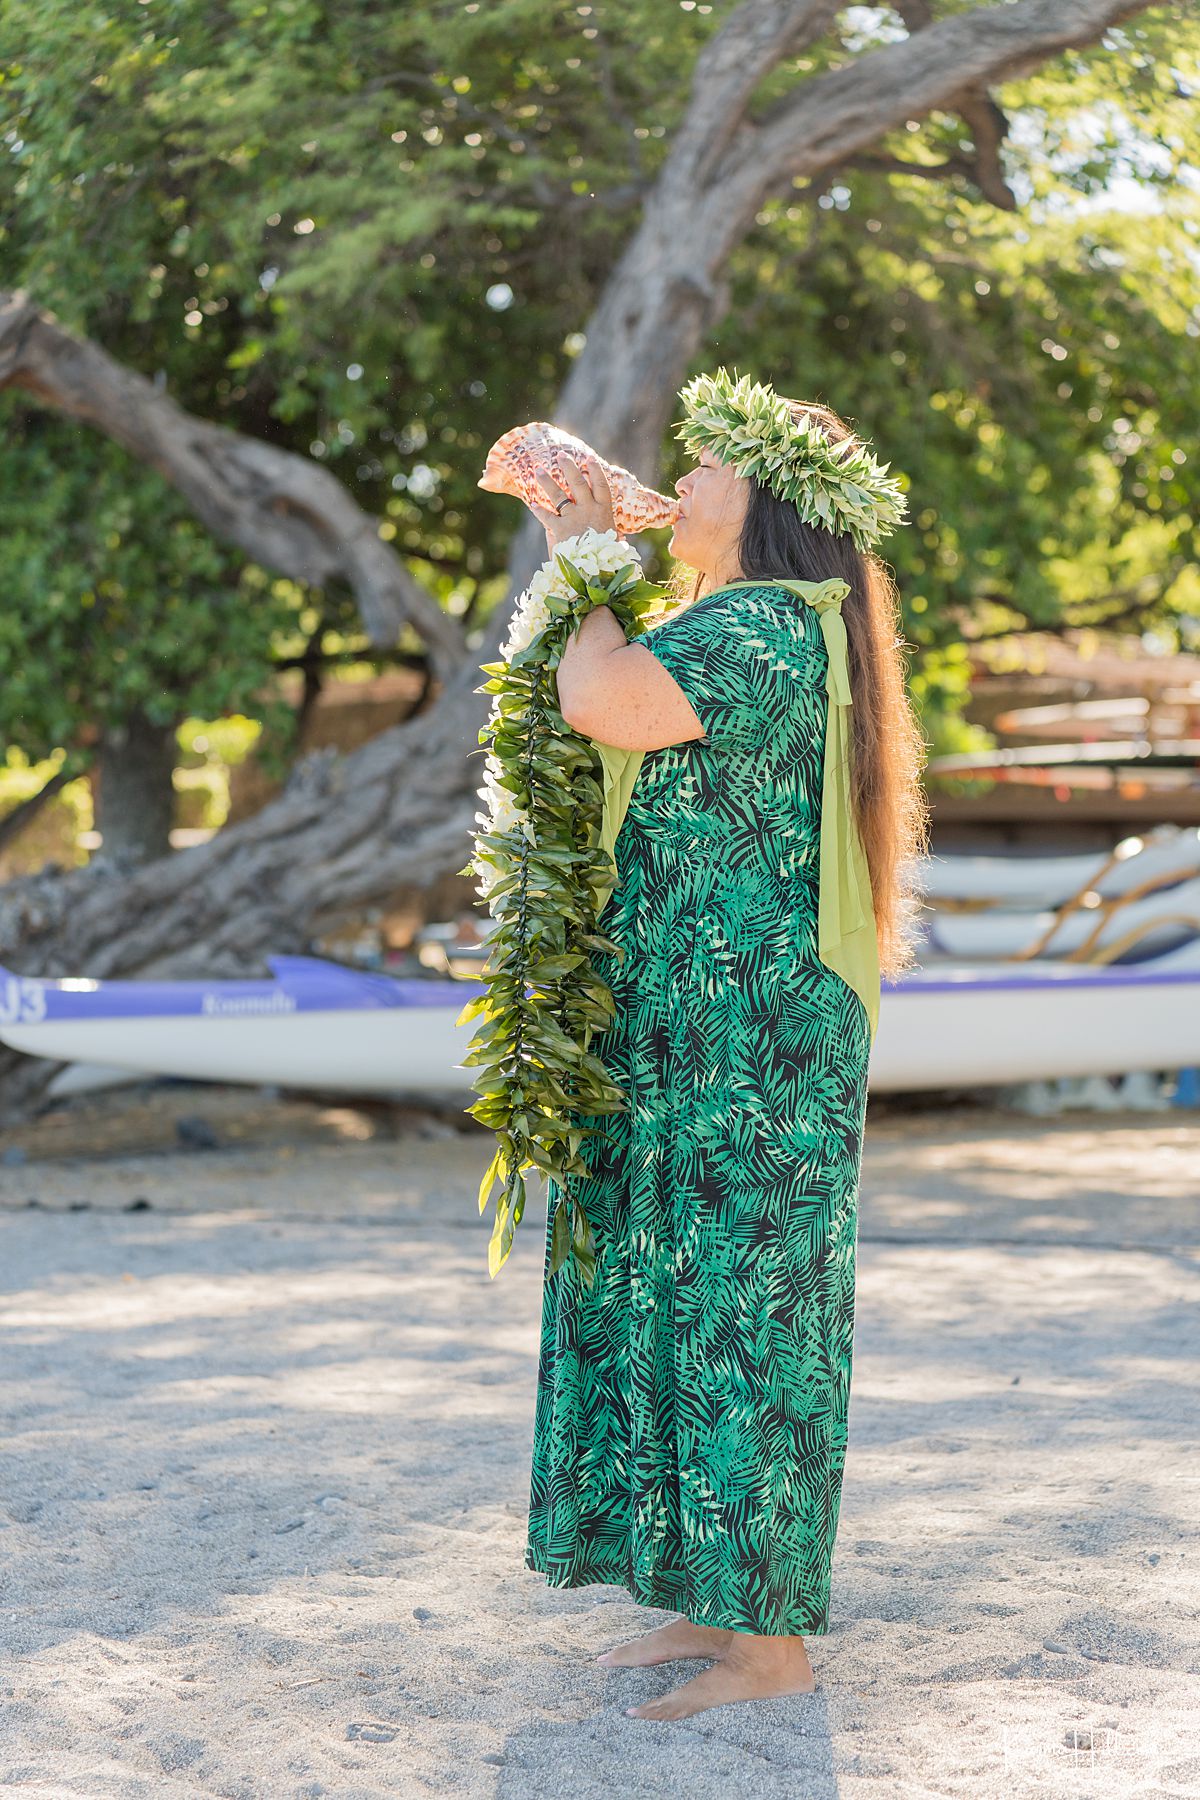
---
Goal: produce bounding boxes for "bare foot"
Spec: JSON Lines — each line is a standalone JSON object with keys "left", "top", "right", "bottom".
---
{"left": 596, "top": 1618, "right": 734, "bottom": 1667}
{"left": 624, "top": 1633, "right": 815, "bottom": 1719}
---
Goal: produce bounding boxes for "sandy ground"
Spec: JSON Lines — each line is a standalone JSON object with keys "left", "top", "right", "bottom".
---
{"left": 1, "top": 1082, "right": 1198, "bottom": 1799}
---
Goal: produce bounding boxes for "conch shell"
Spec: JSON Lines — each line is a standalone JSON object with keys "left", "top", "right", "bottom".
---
{"left": 478, "top": 421, "right": 682, "bottom": 532}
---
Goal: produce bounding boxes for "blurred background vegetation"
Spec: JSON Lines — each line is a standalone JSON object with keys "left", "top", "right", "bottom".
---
{"left": 1, "top": 0, "right": 1197, "bottom": 867}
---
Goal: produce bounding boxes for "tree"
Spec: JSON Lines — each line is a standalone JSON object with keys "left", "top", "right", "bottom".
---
{"left": 0, "top": 418, "right": 314, "bottom": 860}
{"left": 1, "top": 0, "right": 1196, "bottom": 1114}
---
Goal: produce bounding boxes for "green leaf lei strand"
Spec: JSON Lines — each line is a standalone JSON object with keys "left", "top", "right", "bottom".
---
{"left": 457, "top": 528, "right": 670, "bottom": 1284}
{"left": 674, "top": 366, "right": 908, "bottom": 551}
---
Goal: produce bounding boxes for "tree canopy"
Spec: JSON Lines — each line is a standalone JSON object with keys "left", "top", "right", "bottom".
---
{"left": 2, "top": 3, "right": 1196, "bottom": 774}
{"left": 0, "top": 417, "right": 304, "bottom": 758}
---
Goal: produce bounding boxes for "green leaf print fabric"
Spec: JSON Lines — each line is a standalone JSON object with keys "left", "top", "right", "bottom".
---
{"left": 525, "top": 582, "right": 871, "bottom": 1637}
{"left": 589, "top": 575, "right": 880, "bottom": 1041}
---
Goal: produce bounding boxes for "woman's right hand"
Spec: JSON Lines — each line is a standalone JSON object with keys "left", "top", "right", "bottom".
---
{"left": 527, "top": 454, "right": 616, "bottom": 554}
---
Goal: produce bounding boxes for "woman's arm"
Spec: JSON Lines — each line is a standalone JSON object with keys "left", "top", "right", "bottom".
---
{"left": 557, "top": 605, "right": 706, "bottom": 752}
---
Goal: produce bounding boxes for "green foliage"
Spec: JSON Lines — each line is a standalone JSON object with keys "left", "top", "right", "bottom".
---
{"left": 177, "top": 713, "right": 262, "bottom": 770}
{"left": 0, "top": 748, "right": 92, "bottom": 875}
{"left": 0, "top": 0, "right": 1197, "bottom": 765}
{"left": 0, "top": 410, "right": 302, "bottom": 764}
{"left": 176, "top": 713, "right": 263, "bottom": 831}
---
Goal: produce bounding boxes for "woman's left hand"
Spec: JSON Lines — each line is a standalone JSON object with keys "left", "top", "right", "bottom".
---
{"left": 527, "top": 453, "right": 616, "bottom": 554}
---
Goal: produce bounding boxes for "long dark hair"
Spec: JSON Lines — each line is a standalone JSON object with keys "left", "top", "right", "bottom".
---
{"left": 667, "top": 397, "right": 930, "bottom": 981}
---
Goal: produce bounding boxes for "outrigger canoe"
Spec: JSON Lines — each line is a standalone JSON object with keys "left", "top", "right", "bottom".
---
{"left": 916, "top": 823, "right": 1200, "bottom": 909}
{"left": 2, "top": 949, "right": 1199, "bottom": 1096}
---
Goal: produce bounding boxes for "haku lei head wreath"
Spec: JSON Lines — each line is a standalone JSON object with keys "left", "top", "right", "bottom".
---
{"left": 673, "top": 366, "right": 907, "bottom": 551}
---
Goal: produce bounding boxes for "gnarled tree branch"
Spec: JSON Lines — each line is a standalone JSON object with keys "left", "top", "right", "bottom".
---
{"left": 892, "top": 2, "right": 1017, "bottom": 208}
{"left": 711, "top": 0, "right": 1153, "bottom": 213}
{"left": 0, "top": 291, "right": 467, "bottom": 673}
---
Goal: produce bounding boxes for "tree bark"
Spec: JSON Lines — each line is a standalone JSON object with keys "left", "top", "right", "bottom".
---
{"left": 0, "top": 0, "right": 1158, "bottom": 1117}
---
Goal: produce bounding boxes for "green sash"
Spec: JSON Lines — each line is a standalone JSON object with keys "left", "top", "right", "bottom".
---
{"left": 586, "top": 577, "right": 880, "bottom": 1043}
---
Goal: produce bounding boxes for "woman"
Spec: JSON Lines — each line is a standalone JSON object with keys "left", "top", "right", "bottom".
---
{"left": 523, "top": 371, "right": 929, "bottom": 1722}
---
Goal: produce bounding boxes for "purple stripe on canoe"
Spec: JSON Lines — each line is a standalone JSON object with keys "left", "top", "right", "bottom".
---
{"left": 3, "top": 951, "right": 1198, "bottom": 1033}
{"left": 0, "top": 955, "right": 486, "bottom": 1026}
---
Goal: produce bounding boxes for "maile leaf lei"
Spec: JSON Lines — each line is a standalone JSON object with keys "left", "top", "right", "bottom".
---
{"left": 457, "top": 528, "right": 669, "bottom": 1284}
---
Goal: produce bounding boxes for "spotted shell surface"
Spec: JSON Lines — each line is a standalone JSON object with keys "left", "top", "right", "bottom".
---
{"left": 478, "top": 421, "right": 682, "bottom": 532}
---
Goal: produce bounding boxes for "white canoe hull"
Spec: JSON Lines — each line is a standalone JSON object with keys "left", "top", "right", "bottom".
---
{"left": 6, "top": 956, "right": 1200, "bottom": 1095}
{"left": 1, "top": 1008, "right": 472, "bottom": 1097}
{"left": 871, "top": 960, "right": 1200, "bottom": 1087}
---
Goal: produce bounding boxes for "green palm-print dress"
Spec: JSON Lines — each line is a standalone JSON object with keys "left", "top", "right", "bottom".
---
{"left": 524, "top": 580, "right": 872, "bottom": 1638}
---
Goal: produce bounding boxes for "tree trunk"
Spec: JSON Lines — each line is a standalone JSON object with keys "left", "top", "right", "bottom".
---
{"left": 94, "top": 711, "right": 178, "bottom": 864}
{"left": 0, "top": 0, "right": 1157, "bottom": 1118}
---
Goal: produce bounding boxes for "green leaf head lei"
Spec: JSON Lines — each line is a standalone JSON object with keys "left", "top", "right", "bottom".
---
{"left": 673, "top": 366, "right": 908, "bottom": 552}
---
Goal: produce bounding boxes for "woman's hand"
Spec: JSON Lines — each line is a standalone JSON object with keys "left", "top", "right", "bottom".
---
{"left": 527, "top": 453, "right": 616, "bottom": 555}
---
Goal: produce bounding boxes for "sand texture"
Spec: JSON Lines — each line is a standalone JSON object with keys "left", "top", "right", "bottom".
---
{"left": 1, "top": 1085, "right": 1198, "bottom": 1798}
